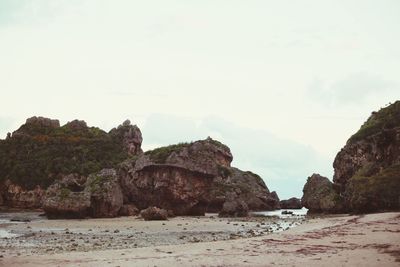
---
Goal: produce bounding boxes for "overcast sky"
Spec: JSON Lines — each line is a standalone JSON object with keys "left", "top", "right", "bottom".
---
{"left": 0, "top": 0, "right": 399, "bottom": 198}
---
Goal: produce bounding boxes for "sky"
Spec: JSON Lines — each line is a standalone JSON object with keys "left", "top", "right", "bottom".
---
{"left": 0, "top": 0, "right": 399, "bottom": 199}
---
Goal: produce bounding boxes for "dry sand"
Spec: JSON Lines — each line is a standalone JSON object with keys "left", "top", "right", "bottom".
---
{"left": 1, "top": 212, "right": 399, "bottom": 266}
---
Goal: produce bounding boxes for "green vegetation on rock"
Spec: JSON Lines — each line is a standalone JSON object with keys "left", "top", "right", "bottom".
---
{"left": 144, "top": 143, "right": 190, "bottom": 163}
{"left": 0, "top": 119, "right": 130, "bottom": 189}
{"left": 350, "top": 101, "right": 400, "bottom": 142}
{"left": 59, "top": 188, "right": 71, "bottom": 200}
{"left": 207, "top": 139, "right": 230, "bottom": 151}
{"left": 217, "top": 165, "right": 232, "bottom": 178}
{"left": 346, "top": 164, "right": 400, "bottom": 212}
{"left": 87, "top": 173, "right": 111, "bottom": 193}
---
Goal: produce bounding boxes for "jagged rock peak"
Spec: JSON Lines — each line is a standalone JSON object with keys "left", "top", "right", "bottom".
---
{"left": 110, "top": 120, "right": 143, "bottom": 155}
{"left": 64, "top": 119, "right": 88, "bottom": 130}
{"left": 12, "top": 116, "right": 60, "bottom": 136}
{"left": 25, "top": 116, "right": 60, "bottom": 128}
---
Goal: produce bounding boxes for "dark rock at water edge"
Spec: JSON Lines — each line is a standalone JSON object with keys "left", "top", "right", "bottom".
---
{"left": 280, "top": 197, "right": 302, "bottom": 209}
{"left": 301, "top": 174, "right": 344, "bottom": 213}
{"left": 302, "top": 101, "right": 400, "bottom": 214}
{"left": 218, "top": 194, "right": 249, "bottom": 217}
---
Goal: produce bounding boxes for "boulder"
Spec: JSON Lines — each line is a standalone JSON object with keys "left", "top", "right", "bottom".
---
{"left": 43, "top": 174, "right": 90, "bottom": 219}
{"left": 119, "top": 204, "right": 139, "bottom": 216}
{"left": 43, "top": 169, "right": 123, "bottom": 219}
{"left": 207, "top": 169, "right": 279, "bottom": 212}
{"left": 301, "top": 174, "right": 343, "bottom": 213}
{"left": 280, "top": 197, "right": 302, "bottom": 209}
{"left": 140, "top": 206, "right": 168, "bottom": 220}
{"left": 219, "top": 195, "right": 249, "bottom": 217}
{"left": 86, "top": 169, "right": 123, "bottom": 218}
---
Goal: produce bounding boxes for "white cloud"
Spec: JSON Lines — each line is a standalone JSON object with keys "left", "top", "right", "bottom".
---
{"left": 308, "top": 72, "right": 397, "bottom": 107}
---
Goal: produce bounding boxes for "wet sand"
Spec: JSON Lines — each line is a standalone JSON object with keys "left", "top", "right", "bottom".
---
{"left": 1, "top": 212, "right": 399, "bottom": 266}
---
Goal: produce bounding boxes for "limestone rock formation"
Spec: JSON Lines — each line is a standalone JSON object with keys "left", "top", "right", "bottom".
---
{"left": 109, "top": 120, "right": 143, "bottom": 156}
{"left": 206, "top": 168, "right": 279, "bottom": 212}
{"left": 267, "top": 191, "right": 281, "bottom": 210}
{"left": 140, "top": 206, "right": 168, "bottom": 220}
{"left": 86, "top": 169, "right": 123, "bottom": 218}
{"left": 43, "top": 174, "right": 90, "bottom": 219}
{"left": 332, "top": 101, "right": 400, "bottom": 212}
{"left": 0, "top": 180, "right": 44, "bottom": 209}
{"left": 280, "top": 197, "right": 302, "bottom": 209}
{"left": 0, "top": 117, "right": 143, "bottom": 208}
{"left": 119, "top": 138, "right": 278, "bottom": 216}
{"left": 1, "top": 117, "right": 279, "bottom": 217}
{"left": 43, "top": 169, "right": 123, "bottom": 219}
{"left": 301, "top": 174, "right": 343, "bottom": 213}
{"left": 302, "top": 101, "right": 400, "bottom": 214}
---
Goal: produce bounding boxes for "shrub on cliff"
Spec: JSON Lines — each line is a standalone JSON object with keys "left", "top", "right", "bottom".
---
{"left": 345, "top": 164, "right": 400, "bottom": 212}
{"left": 349, "top": 101, "right": 400, "bottom": 142}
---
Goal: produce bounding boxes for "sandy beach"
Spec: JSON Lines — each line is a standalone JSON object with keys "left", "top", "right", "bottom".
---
{"left": 0, "top": 211, "right": 399, "bottom": 266}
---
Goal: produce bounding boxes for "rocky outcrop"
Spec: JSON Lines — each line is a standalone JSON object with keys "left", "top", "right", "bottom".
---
{"left": 267, "top": 191, "right": 281, "bottom": 210}
{"left": 19, "top": 116, "right": 60, "bottom": 134}
{"left": 2, "top": 117, "right": 279, "bottom": 217}
{"left": 301, "top": 174, "right": 343, "bottom": 213}
{"left": 206, "top": 168, "right": 280, "bottom": 212}
{"left": 43, "top": 174, "right": 90, "bottom": 219}
{"left": 119, "top": 138, "right": 279, "bottom": 216}
{"left": 280, "top": 197, "right": 302, "bottom": 209}
{"left": 39, "top": 136, "right": 278, "bottom": 218}
{"left": 0, "top": 180, "right": 44, "bottom": 209}
{"left": 332, "top": 101, "right": 400, "bottom": 213}
{"left": 43, "top": 169, "right": 123, "bottom": 219}
{"left": 86, "top": 169, "right": 123, "bottom": 218}
{"left": 302, "top": 101, "right": 400, "bottom": 214}
{"left": 140, "top": 206, "right": 168, "bottom": 220}
{"left": 0, "top": 117, "right": 143, "bottom": 201}
{"left": 109, "top": 120, "right": 143, "bottom": 156}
